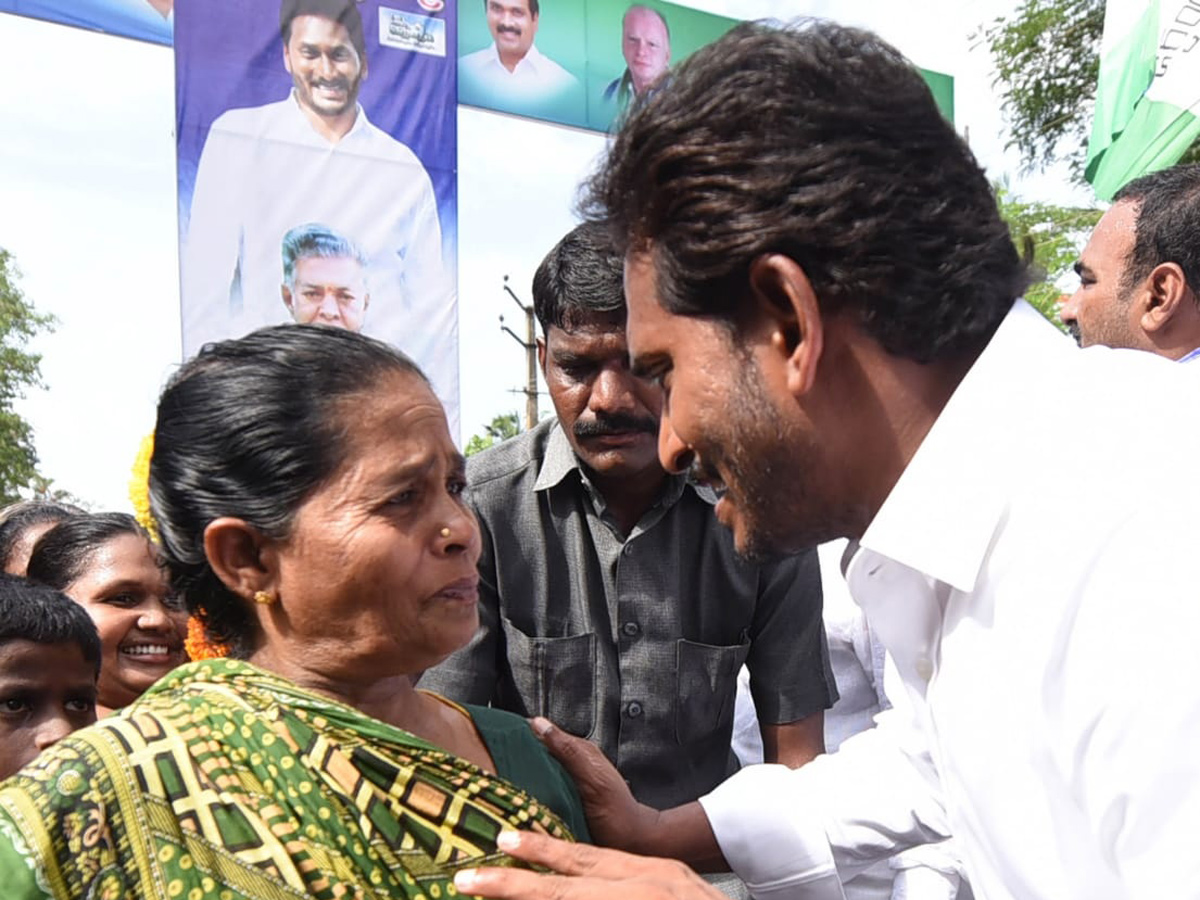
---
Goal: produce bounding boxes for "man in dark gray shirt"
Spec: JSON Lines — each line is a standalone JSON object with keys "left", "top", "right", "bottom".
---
{"left": 421, "top": 222, "right": 834, "bottom": 809}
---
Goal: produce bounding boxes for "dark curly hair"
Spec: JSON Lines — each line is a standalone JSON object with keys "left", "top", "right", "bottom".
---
{"left": 582, "top": 19, "right": 1030, "bottom": 363}
{"left": 149, "top": 325, "right": 427, "bottom": 659}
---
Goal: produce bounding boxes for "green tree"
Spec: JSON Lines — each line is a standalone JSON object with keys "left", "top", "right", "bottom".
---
{"left": 0, "top": 248, "right": 54, "bottom": 505}
{"left": 981, "top": 0, "right": 1200, "bottom": 184}
{"left": 996, "top": 183, "right": 1101, "bottom": 327}
{"left": 464, "top": 412, "right": 520, "bottom": 457}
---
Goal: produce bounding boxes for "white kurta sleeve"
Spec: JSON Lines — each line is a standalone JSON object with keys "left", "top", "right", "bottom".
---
{"left": 700, "top": 707, "right": 953, "bottom": 899}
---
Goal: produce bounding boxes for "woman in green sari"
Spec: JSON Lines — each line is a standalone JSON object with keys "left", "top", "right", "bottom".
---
{"left": 0, "top": 325, "right": 588, "bottom": 899}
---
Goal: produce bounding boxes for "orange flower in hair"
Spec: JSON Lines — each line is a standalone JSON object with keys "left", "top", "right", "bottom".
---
{"left": 184, "top": 615, "right": 230, "bottom": 660}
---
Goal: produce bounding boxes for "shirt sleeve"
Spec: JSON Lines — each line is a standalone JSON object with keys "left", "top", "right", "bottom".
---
{"left": 698, "top": 708, "right": 952, "bottom": 899}
{"left": 746, "top": 547, "right": 838, "bottom": 723}
{"left": 418, "top": 493, "right": 503, "bottom": 703}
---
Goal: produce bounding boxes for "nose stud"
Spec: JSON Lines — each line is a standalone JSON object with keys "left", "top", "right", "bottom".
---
{"left": 440, "top": 527, "right": 451, "bottom": 538}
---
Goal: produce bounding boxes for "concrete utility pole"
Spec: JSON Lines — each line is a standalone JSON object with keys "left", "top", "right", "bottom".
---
{"left": 499, "top": 275, "right": 539, "bottom": 429}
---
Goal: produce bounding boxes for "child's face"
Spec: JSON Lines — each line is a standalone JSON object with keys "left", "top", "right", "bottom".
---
{"left": 0, "top": 639, "right": 97, "bottom": 780}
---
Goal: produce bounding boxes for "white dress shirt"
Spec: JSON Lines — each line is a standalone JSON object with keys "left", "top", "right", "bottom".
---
{"left": 701, "top": 300, "right": 1200, "bottom": 899}
{"left": 731, "top": 541, "right": 968, "bottom": 900}
{"left": 459, "top": 42, "right": 577, "bottom": 105}
{"left": 181, "top": 93, "right": 457, "bottom": 427}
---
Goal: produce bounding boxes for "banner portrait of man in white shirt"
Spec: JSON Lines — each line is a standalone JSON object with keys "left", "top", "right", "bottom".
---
{"left": 176, "top": 0, "right": 460, "bottom": 430}
{"left": 459, "top": 0, "right": 582, "bottom": 119}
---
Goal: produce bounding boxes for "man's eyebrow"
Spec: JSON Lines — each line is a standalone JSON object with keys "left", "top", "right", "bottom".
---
{"left": 551, "top": 350, "right": 593, "bottom": 365}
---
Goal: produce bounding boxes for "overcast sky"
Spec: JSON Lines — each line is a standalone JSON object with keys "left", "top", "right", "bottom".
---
{"left": 0, "top": 0, "right": 1095, "bottom": 511}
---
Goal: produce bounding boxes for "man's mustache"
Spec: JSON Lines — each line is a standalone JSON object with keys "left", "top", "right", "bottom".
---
{"left": 311, "top": 77, "right": 350, "bottom": 92}
{"left": 1066, "top": 321, "right": 1082, "bottom": 347}
{"left": 496, "top": 24, "right": 523, "bottom": 36}
{"left": 574, "top": 412, "right": 657, "bottom": 439}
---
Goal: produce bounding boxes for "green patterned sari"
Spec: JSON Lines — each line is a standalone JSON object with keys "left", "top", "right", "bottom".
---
{"left": 0, "top": 659, "right": 577, "bottom": 899}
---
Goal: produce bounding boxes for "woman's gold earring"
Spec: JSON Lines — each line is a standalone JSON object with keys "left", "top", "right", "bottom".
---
{"left": 440, "top": 527, "right": 451, "bottom": 538}
{"left": 253, "top": 590, "right": 276, "bottom": 606}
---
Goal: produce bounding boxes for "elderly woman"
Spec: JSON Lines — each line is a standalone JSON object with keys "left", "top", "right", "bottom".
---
{"left": 0, "top": 326, "right": 587, "bottom": 898}
{"left": 26, "top": 512, "right": 188, "bottom": 716}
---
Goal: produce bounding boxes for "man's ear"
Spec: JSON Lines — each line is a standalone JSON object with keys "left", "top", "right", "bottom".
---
{"left": 536, "top": 336, "right": 547, "bottom": 377}
{"left": 203, "top": 518, "right": 277, "bottom": 602}
{"left": 747, "top": 253, "right": 824, "bottom": 397}
{"left": 281, "top": 285, "right": 295, "bottom": 315}
{"left": 1140, "top": 262, "right": 1190, "bottom": 334}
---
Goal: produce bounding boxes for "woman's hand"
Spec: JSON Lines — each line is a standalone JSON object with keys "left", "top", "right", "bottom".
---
{"left": 454, "top": 830, "right": 727, "bottom": 900}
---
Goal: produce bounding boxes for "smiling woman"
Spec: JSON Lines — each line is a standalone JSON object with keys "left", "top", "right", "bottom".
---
{"left": 25, "top": 512, "right": 187, "bottom": 716}
{"left": 0, "top": 325, "right": 587, "bottom": 900}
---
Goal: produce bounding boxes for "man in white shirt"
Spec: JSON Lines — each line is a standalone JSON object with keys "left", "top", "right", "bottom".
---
{"left": 1060, "top": 163, "right": 1200, "bottom": 361}
{"left": 451, "top": 19, "right": 1200, "bottom": 900}
{"left": 459, "top": 0, "right": 578, "bottom": 109}
{"left": 181, "top": 0, "right": 448, "bottom": 356}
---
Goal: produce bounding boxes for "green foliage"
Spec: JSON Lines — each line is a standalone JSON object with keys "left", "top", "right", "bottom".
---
{"left": 0, "top": 248, "right": 54, "bottom": 505}
{"left": 996, "top": 184, "right": 1101, "bottom": 327}
{"left": 982, "top": 0, "right": 1200, "bottom": 184}
{"left": 464, "top": 412, "right": 520, "bottom": 457}
{"left": 981, "top": 0, "right": 1104, "bottom": 182}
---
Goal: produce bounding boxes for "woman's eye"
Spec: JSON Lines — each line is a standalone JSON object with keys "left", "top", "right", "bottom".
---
{"left": 0, "top": 697, "right": 28, "bottom": 713}
{"left": 106, "top": 593, "right": 139, "bottom": 607}
{"left": 388, "top": 490, "right": 417, "bottom": 507}
{"left": 448, "top": 479, "right": 467, "bottom": 497}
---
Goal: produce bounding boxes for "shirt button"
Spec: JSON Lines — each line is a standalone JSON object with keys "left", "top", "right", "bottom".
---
{"left": 622, "top": 544, "right": 635, "bottom": 556}
{"left": 621, "top": 621, "right": 640, "bottom": 637}
{"left": 626, "top": 701, "right": 643, "bottom": 718}
{"left": 914, "top": 657, "right": 934, "bottom": 682}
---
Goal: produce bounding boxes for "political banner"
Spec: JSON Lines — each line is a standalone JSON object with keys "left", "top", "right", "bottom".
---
{"left": 1087, "top": 0, "right": 1200, "bottom": 201}
{"left": 0, "top": 0, "right": 172, "bottom": 45}
{"left": 175, "top": 0, "right": 461, "bottom": 435}
{"left": 458, "top": 1, "right": 954, "bottom": 132}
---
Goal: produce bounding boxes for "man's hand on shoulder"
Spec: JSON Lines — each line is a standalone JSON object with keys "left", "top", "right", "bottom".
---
{"left": 529, "top": 717, "right": 727, "bottom": 870}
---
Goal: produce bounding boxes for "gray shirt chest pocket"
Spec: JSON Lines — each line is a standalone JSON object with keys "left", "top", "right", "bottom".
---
{"left": 675, "top": 636, "right": 751, "bottom": 745}
{"left": 502, "top": 619, "right": 597, "bottom": 739}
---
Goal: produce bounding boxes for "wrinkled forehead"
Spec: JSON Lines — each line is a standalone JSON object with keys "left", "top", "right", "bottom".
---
{"left": 546, "top": 319, "right": 629, "bottom": 356}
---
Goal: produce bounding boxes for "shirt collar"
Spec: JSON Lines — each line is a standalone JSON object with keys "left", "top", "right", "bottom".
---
{"left": 284, "top": 90, "right": 367, "bottom": 144}
{"left": 1177, "top": 346, "right": 1200, "bottom": 363}
{"left": 487, "top": 41, "right": 550, "bottom": 74}
{"left": 534, "top": 421, "right": 580, "bottom": 492}
{"left": 859, "top": 300, "right": 1071, "bottom": 593}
